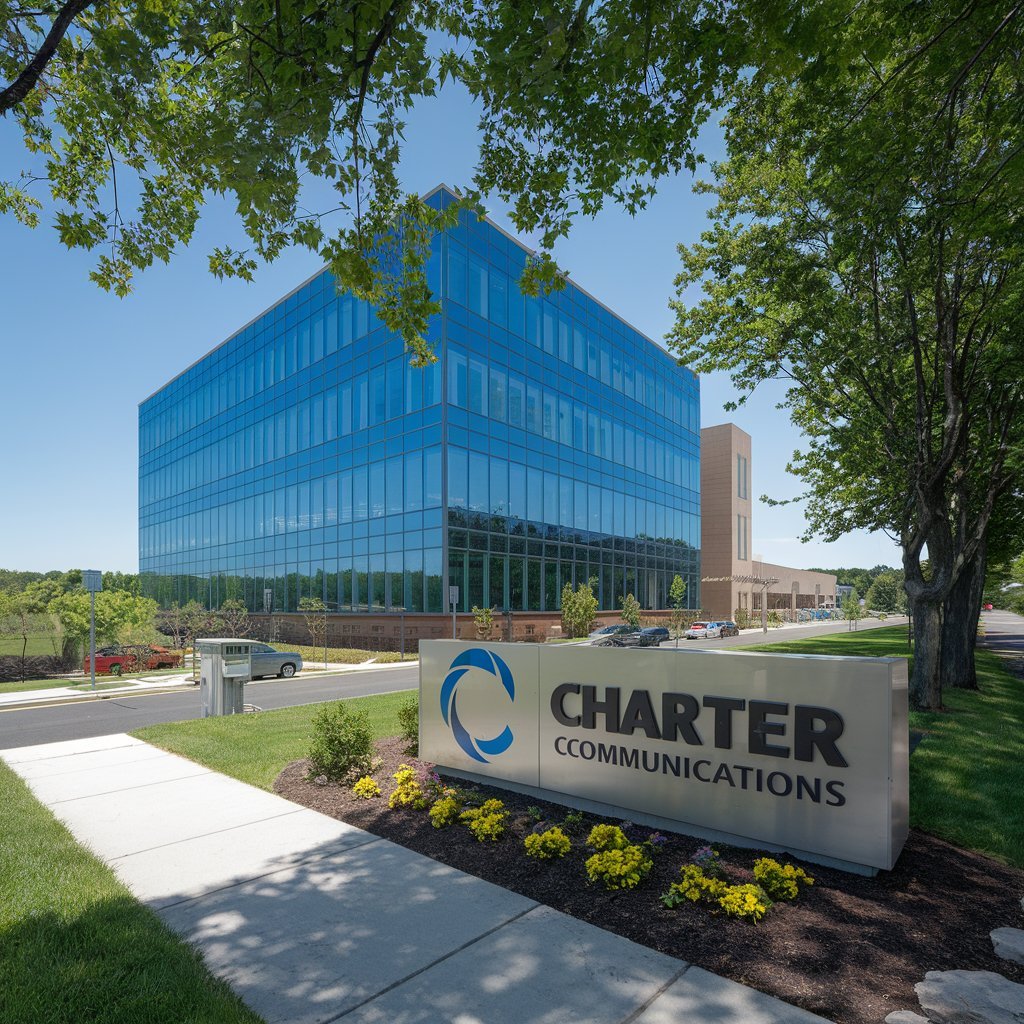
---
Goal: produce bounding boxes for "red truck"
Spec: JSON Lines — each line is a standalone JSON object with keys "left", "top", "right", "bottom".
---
{"left": 83, "top": 645, "right": 183, "bottom": 676}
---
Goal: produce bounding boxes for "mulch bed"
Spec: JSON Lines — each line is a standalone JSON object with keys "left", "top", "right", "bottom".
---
{"left": 275, "top": 736, "right": 1024, "bottom": 1024}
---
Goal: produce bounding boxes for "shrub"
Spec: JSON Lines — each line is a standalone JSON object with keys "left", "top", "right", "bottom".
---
{"left": 429, "top": 794, "right": 462, "bottom": 828}
{"left": 718, "top": 883, "right": 771, "bottom": 922}
{"left": 460, "top": 798, "right": 507, "bottom": 841}
{"left": 562, "top": 809, "right": 585, "bottom": 833}
{"left": 351, "top": 775, "right": 381, "bottom": 800}
{"left": 586, "top": 823, "right": 630, "bottom": 852}
{"left": 524, "top": 826, "right": 571, "bottom": 860}
{"left": 397, "top": 697, "right": 419, "bottom": 755}
{"left": 661, "top": 864, "right": 773, "bottom": 923}
{"left": 690, "top": 845, "right": 725, "bottom": 878}
{"left": 389, "top": 764, "right": 429, "bottom": 810}
{"left": 307, "top": 701, "right": 374, "bottom": 783}
{"left": 752, "top": 858, "right": 814, "bottom": 901}
{"left": 585, "top": 845, "right": 653, "bottom": 890}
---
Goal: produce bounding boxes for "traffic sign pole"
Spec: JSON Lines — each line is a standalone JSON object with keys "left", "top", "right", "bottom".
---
{"left": 89, "top": 591, "right": 96, "bottom": 690}
{"left": 82, "top": 570, "right": 103, "bottom": 691}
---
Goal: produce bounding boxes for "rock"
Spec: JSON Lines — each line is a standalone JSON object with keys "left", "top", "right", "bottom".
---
{"left": 991, "top": 928, "right": 1024, "bottom": 966}
{"left": 915, "top": 969, "right": 1024, "bottom": 1024}
{"left": 885, "top": 1011, "right": 931, "bottom": 1023}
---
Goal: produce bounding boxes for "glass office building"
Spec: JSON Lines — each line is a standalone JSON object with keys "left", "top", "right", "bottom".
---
{"left": 139, "top": 186, "right": 701, "bottom": 615}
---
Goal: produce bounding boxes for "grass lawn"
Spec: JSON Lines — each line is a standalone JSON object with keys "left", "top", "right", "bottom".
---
{"left": 0, "top": 760, "right": 262, "bottom": 1024}
{"left": 134, "top": 689, "right": 416, "bottom": 791}
{"left": 746, "top": 626, "right": 1024, "bottom": 868}
{"left": 271, "top": 643, "right": 417, "bottom": 665}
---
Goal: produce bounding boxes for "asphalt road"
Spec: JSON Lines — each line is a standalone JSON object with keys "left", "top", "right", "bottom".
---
{"left": 645, "top": 614, "right": 909, "bottom": 650}
{"left": 0, "top": 664, "right": 419, "bottom": 750}
{"left": 979, "top": 608, "right": 1024, "bottom": 657}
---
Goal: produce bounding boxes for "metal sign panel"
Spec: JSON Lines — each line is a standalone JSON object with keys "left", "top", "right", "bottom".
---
{"left": 82, "top": 570, "right": 103, "bottom": 592}
{"left": 420, "top": 640, "right": 909, "bottom": 872}
{"left": 420, "top": 642, "right": 541, "bottom": 787}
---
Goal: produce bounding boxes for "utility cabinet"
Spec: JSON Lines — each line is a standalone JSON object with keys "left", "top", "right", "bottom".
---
{"left": 197, "top": 639, "right": 253, "bottom": 717}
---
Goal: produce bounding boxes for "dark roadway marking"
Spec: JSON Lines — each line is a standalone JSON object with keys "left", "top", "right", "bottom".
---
{"left": 0, "top": 665, "right": 419, "bottom": 750}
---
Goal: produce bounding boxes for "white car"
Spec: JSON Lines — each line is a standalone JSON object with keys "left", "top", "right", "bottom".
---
{"left": 684, "top": 621, "right": 723, "bottom": 640}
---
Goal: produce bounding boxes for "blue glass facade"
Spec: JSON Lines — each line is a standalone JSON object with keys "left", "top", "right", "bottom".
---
{"left": 139, "top": 187, "right": 701, "bottom": 614}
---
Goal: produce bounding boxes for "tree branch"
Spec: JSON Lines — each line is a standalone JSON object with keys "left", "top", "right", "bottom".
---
{"left": 0, "top": 0, "right": 95, "bottom": 114}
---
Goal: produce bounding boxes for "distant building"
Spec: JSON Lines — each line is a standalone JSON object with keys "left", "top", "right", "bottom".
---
{"left": 699, "top": 423, "right": 837, "bottom": 619}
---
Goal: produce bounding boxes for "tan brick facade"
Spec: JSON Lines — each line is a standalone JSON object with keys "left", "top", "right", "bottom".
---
{"left": 699, "top": 423, "right": 836, "bottom": 620}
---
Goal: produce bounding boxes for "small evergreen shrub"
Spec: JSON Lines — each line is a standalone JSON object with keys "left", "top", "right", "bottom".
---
{"left": 351, "top": 775, "right": 381, "bottom": 800}
{"left": 307, "top": 701, "right": 373, "bottom": 783}
{"left": 397, "top": 697, "right": 419, "bottom": 755}
{"left": 661, "top": 864, "right": 771, "bottom": 922}
{"left": 460, "top": 798, "right": 507, "bottom": 841}
{"left": 752, "top": 858, "right": 814, "bottom": 901}
{"left": 585, "top": 845, "right": 653, "bottom": 890}
{"left": 389, "top": 764, "right": 429, "bottom": 809}
{"left": 429, "top": 795, "right": 462, "bottom": 828}
{"left": 561, "top": 810, "right": 585, "bottom": 833}
{"left": 586, "top": 823, "right": 630, "bottom": 852}
{"left": 524, "top": 826, "right": 571, "bottom": 860}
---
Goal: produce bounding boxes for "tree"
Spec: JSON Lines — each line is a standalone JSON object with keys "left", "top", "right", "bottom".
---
{"left": 299, "top": 597, "right": 327, "bottom": 655}
{"left": 180, "top": 600, "right": 211, "bottom": 681}
{"left": 561, "top": 578, "right": 598, "bottom": 639}
{"left": 669, "top": 10, "right": 1024, "bottom": 709}
{"left": 864, "top": 571, "right": 907, "bottom": 616}
{"left": 620, "top": 593, "right": 642, "bottom": 629}
{"left": 0, "top": 2, "right": 822, "bottom": 364}
{"left": 0, "top": 592, "right": 38, "bottom": 681}
{"left": 218, "top": 599, "right": 251, "bottom": 639}
{"left": 668, "top": 574, "right": 688, "bottom": 647}
{"left": 841, "top": 591, "right": 863, "bottom": 631}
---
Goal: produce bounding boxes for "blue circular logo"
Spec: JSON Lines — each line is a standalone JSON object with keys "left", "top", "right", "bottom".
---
{"left": 440, "top": 648, "right": 515, "bottom": 763}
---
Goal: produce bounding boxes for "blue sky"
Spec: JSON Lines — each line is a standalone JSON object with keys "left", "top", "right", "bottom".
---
{"left": 0, "top": 80, "right": 900, "bottom": 574}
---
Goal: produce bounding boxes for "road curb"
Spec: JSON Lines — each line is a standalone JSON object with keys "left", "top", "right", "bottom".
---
{"left": 0, "top": 685, "right": 196, "bottom": 713}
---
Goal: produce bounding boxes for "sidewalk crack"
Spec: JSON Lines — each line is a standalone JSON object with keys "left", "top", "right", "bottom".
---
{"left": 324, "top": 902, "right": 542, "bottom": 1023}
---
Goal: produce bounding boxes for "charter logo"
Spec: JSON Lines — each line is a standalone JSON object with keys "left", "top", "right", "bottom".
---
{"left": 440, "top": 648, "right": 515, "bottom": 763}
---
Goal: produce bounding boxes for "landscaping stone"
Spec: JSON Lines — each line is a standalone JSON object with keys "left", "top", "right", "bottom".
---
{"left": 883, "top": 1012, "right": 930, "bottom": 1024}
{"left": 991, "top": 928, "right": 1024, "bottom": 966}
{"left": 915, "top": 969, "right": 1024, "bottom": 1024}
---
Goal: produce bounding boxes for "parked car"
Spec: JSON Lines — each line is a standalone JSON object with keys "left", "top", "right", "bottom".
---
{"left": 683, "top": 621, "right": 723, "bottom": 640}
{"left": 591, "top": 624, "right": 639, "bottom": 645}
{"left": 635, "top": 626, "right": 670, "bottom": 647}
{"left": 248, "top": 643, "right": 303, "bottom": 679}
{"left": 600, "top": 626, "right": 670, "bottom": 648}
{"left": 587, "top": 623, "right": 631, "bottom": 641}
{"left": 718, "top": 621, "right": 740, "bottom": 637}
{"left": 83, "top": 645, "right": 183, "bottom": 676}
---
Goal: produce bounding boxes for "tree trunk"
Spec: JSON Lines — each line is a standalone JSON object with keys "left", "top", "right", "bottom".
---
{"left": 940, "top": 546, "right": 985, "bottom": 690}
{"left": 909, "top": 595, "right": 943, "bottom": 709}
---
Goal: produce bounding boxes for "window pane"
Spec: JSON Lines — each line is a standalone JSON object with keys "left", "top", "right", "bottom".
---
{"left": 405, "top": 451, "right": 423, "bottom": 512}
{"left": 469, "top": 452, "right": 488, "bottom": 512}
{"left": 386, "top": 456, "right": 403, "bottom": 515}
{"left": 448, "top": 447, "right": 468, "bottom": 508}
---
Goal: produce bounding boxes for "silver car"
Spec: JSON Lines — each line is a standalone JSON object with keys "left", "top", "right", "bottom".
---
{"left": 249, "top": 643, "right": 303, "bottom": 679}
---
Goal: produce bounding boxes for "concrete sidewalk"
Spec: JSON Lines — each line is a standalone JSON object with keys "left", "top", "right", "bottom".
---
{"left": 2, "top": 734, "right": 831, "bottom": 1024}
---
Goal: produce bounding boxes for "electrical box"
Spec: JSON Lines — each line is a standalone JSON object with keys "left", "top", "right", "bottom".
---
{"left": 196, "top": 639, "right": 253, "bottom": 717}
